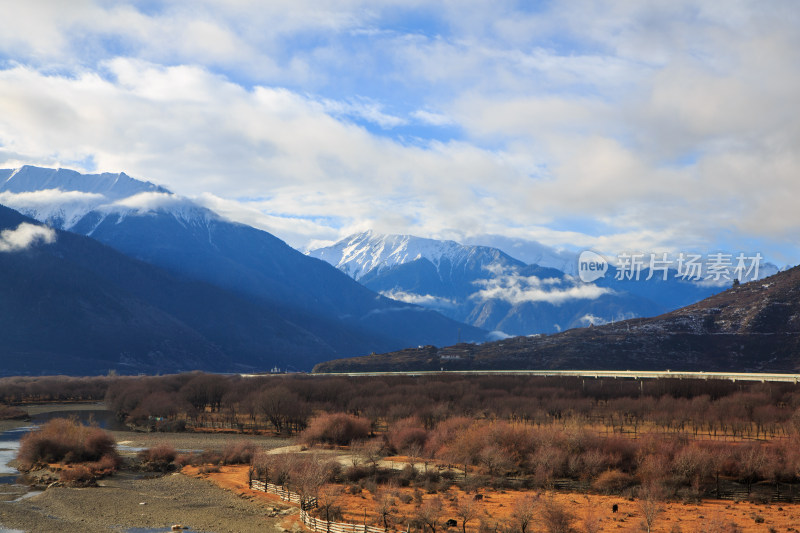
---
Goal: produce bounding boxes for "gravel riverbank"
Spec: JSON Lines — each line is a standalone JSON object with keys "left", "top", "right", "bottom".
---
{"left": 0, "top": 404, "right": 299, "bottom": 532}
{"left": 112, "top": 431, "right": 289, "bottom": 453}
{"left": 0, "top": 470, "right": 295, "bottom": 533}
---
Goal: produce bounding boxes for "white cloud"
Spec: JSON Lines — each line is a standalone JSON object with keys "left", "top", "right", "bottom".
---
{"left": 411, "top": 110, "right": 454, "bottom": 126}
{"left": 0, "top": 222, "right": 56, "bottom": 252}
{"left": 578, "top": 314, "right": 608, "bottom": 327}
{"left": 0, "top": 1, "right": 798, "bottom": 263}
{"left": 487, "top": 330, "right": 510, "bottom": 341}
{"left": 380, "top": 290, "right": 456, "bottom": 309}
{"left": 193, "top": 193, "right": 341, "bottom": 249}
{"left": 472, "top": 273, "right": 612, "bottom": 306}
{"left": 317, "top": 97, "right": 407, "bottom": 129}
{"left": 108, "top": 192, "right": 187, "bottom": 212}
{"left": 0, "top": 189, "right": 106, "bottom": 207}
{"left": 0, "top": 189, "right": 108, "bottom": 228}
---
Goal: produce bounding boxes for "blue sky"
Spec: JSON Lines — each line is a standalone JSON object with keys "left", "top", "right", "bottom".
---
{"left": 0, "top": 1, "right": 798, "bottom": 265}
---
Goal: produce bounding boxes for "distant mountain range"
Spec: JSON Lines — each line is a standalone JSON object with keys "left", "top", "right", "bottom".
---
{"left": 313, "top": 265, "right": 800, "bottom": 373}
{"left": 0, "top": 166, "right": 488, "bottom": 375}
{"left": 1, "top": 165, "right": 786, "bottom": 376}
{"left": 309, "top": 231, "right": 751, "bottom": 336}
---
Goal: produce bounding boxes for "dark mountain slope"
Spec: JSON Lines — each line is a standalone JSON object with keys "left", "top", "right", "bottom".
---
{"left": 0, "top": 205, "right": 396, "bottom": 375}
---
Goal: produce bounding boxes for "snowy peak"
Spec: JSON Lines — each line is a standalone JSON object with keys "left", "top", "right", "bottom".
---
{"left": 310, "top": 231, "right": 524, "bottom": 280}
{"left": 0, "top": 165, "right": 169, "bottom": 199}
{"left": 0, "top": 166, "right": 215, "bottom": 230}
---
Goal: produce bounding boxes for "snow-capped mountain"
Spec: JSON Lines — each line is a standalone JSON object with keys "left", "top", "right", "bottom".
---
{"left": 0, "top": 166, "right": 490, "bottom": 373}
{"left": 310, "top": 230, "right": 525, "bottom": 281}
{"left": 310, "top": 231, "right": 731, "bottom": 336}
{"left": 0, "top": 166, "right": 210, "bottom": 231}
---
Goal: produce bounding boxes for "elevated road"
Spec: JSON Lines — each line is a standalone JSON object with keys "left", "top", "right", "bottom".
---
{"left": 306, "top": 369, "right": 800, "bottom": 383}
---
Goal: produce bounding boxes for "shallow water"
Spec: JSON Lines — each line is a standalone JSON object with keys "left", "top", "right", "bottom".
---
{"left": 0, "top": 427, "right": 31, "bottom": 483}
{"left": 9, "top": 490, "right": 41, "bottom": 503}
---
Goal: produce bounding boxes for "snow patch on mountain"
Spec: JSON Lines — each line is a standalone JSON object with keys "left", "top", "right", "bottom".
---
{"left": 309, "top": 230, "right": 517, "bottom": 280}
{"left": 0, "top": 189, "right": 107, "bottom": 229}
{"left": 0, "top": 166, "right": 167, "bottom": 199}
{"left": 0, "top": 166, "right": 218, "bottom": 230}
{"left": 100, "top": 192, "right": 217, "bottom": 226}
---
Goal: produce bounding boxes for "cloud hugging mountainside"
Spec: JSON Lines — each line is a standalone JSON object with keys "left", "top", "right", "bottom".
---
{"left": 0, "top": 166, "right": 489, "bottom": 375}
{"left": 309, "top": 231, "right": 729, "bottom": 337}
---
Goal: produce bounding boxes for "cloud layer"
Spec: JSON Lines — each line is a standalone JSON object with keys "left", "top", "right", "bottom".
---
{"left": 0, "top": 1, "right": 798, "bottom": 262}
{"left": 0, "top": 223, "right": 56, "bottom": 252}
{"left": 472, "top": 273, "right": 612, "bottom": 306}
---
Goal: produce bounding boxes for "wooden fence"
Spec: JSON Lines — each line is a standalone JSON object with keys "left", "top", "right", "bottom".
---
{"left": 249, "top": 479, "right": 318, "bottom": 510}
{"left": 300, "top": 509, "right": 404, "bottom": 533}
{"left": 250, "top": 479, "right": 406, "bottom": 533}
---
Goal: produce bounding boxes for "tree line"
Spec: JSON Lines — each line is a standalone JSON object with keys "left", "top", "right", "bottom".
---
{"left": 3, "top": 373, "right": 800, "bottom": 441}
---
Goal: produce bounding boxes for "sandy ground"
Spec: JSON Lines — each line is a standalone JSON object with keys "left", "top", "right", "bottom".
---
{"left": 198, "top": 463, "right": 800, "bottom": 533}
{"left": 112, "top": 431, "right": 288, "bottom": 453}
{"left": 330, "top": 481, "right": 800, "bottom": 533}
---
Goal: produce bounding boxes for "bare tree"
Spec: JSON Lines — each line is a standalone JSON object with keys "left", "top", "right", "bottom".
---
{"left": 454, "top": 496, "right": 479, "bottom": 533}
{"left": 374, "top": 489, "right": 396, "bottom": 531}
{"left": 291, "top": 454, "right": 330, "bottom": 508}
{"left": 638, "top": 484, "right": 663, "bottom": 533}
{"left": 581, "top": 496, "right": 601, "bottom": 533}
{"left": 479, "top": 444, "right": 514, "bottom": 478}
{"left": 353, "top": 438, "right": 385, "bottom": 472}
{"left": 317, "top": 484, "right": 344, "bottom": 522}
{"left": 258, "top": 386, "right": 293, "bottom": 434}
{"left": 415, "top": 496, "right": 445, "bottom": 533}
{"left": 406, "top": 442, "right": 423, "bottom": 472}
{"left": 539, "top": 496, "right": 575, "bottom": 533}
{"left": 508, "top": 494, "right": 538, "bottom": 533}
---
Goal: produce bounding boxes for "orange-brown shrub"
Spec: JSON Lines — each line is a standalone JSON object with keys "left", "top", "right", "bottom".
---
{"left": 0, "top": 404, "right": 26, "bottom": 420}
{"left": 86, "top": 453, "right": 120, "bottom": 474}
{"left": 17, "top": 418, "right": 118, "bottom": 470}
{"left": 59, "top": 464, "right": 95, "bottom": 485}
{"left": 386, "top": 417, "right": 429, "bottom": 454}
{"left": 174, "top": 449, "right": 224, "bottom": 467}
{"left": 139, "top": 443, "right": 177, "bottom": 471}
{"left": 301, "top": 413, "right": 370, "bottom": 446}
{"left": 222, "top": 441, "right": 258, "bottom": 464}
{"left": 592, "top": 469, "right": 635, "bottom": 494}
